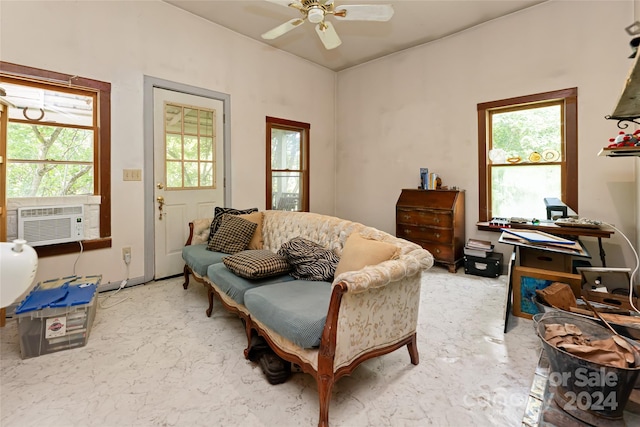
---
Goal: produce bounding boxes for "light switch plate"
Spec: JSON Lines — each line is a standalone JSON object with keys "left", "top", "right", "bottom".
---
{"left": 123, "top": 169, "right": 142, "bottom": 181}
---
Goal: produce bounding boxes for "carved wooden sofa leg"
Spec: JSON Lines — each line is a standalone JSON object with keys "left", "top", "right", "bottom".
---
{"left": 243, "top": 320, "right": 254, "bottom": 359}
{"left": 183, "top": 265, "right": 191, "bottom": 290}
{"left": 206, "top": 285, "right": 215, "bottom": 317}
{"left": 317, "top": 374, "right": 335, "bottom": 427}
{"left": 407, "top": 332, "right": 419, "bottom": 365}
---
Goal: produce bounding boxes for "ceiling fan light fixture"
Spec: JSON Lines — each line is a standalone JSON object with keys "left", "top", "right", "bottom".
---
{"left": 307, "top": 8, "right": 324, "bottom": 23}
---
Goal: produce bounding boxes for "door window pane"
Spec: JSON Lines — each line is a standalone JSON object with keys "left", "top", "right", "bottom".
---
{"left": 164, "top": 103, "right": 216, "bottom": 189}
{"left": 183, "top": 136, "right": 198, "bottom": 160}
{"left": 166, "top": 161, "right": 182, "bottom": 188}
{"left": 200, "top": 162, "right": 213, "bottom": 187}
{"left": 200, "top": 110, "right": 213, "bottom": 136}
{"left": 166, "top": 134, "right": 182, "bottom": 160}
{"left": 184, "top": 162, "right": 198, "bottom": 187}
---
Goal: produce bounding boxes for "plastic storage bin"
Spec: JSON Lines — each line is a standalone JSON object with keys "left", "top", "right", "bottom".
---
{"left": 15, "top": 275, "right": 100, "bottom": 359}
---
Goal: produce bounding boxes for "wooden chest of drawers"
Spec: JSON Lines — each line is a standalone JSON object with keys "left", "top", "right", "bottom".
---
{"left": 396, "top": 189, "right": 465, "bottom": 272}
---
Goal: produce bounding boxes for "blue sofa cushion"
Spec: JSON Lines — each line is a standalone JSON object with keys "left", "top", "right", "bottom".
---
{"left": 182, "top": 244, "right": 226, "bottom": 277}
{"left": 207, "top": 263, "right": 295, "bottom": 305}
{"left": 244, "top": 280, "right": 332, "bottom": 348}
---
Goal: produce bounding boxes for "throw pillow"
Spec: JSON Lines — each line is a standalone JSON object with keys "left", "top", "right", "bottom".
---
{"left": 277, "top": 237, "right": 340, "bottom": 281}
{"left": 238, "top": 211, "right": 264, "bottom": 250}
{"left": 207, "top": 214, "right": 257, "bottom": 254}
{"left": 334, "top": 233, "right": 400, "bottom": 277}
{"left": 208, "top": 207, "right": 258, "bottom": 246}
{"left": 223, "top": 250, "right": 291, "bottom": 279}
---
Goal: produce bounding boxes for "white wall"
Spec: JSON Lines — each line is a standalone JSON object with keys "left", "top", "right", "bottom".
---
{"left": 1, "top": 0, "right": 336, "bottom": 286}
{"left": 336, "top": 0, "right": 638, "bottom": 268}
{"left": 635, "top": 0, "right": 640, "bottom": 270}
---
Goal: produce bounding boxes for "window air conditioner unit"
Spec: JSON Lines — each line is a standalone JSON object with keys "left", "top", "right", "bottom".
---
{"left": 18, "top": 205, "right": 84, "bottom": 247}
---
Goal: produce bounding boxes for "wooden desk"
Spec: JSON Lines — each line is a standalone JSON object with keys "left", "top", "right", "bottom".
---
{"left": 476, "top": 221, "right": 614, "bottom": 266}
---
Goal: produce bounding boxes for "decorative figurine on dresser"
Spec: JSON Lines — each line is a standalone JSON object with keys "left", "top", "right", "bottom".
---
{"left": 396, "top": 189, "right": 465, "bottom": 273}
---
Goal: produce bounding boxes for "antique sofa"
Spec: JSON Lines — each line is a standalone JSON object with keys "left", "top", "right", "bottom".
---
{"left": 182, "top": 210, "right": 433, "bottom": 427}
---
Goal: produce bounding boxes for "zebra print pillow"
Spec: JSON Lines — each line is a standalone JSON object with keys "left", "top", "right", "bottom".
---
{"left": 277, "top": 237, "right": 340, "bottom": 281}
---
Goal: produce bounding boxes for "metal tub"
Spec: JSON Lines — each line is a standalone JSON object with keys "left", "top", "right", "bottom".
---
{"left": 534, "top": 311, "right": 640, "bottom": 426}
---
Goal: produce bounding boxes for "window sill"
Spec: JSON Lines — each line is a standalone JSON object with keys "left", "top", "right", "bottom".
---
{"left": 34, "top": 237, "right": 112, "bottom": 258}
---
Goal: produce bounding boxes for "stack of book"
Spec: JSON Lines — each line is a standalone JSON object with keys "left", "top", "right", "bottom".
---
{"left": 463, "top": 238, "right": 494, "bottom": 258}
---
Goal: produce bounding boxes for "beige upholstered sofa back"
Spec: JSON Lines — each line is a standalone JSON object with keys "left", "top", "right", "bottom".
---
{"left": 261, "top": 210, "right": 363, "bottom": 255}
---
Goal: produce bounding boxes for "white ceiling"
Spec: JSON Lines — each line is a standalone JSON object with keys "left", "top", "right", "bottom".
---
{"left": 164, "top": 0, "right": 547, "bottom": 71}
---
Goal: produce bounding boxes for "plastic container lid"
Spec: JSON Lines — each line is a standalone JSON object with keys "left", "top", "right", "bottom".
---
{"left": 50, "top": 283, "right": 97, "bottom": 307}
{"left": 15, "top": 282, "right": 97, "bottom": 314}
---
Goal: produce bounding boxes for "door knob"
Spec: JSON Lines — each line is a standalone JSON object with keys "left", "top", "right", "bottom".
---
{"left": 157, "top": 182, "right": 164, "bottom": 189}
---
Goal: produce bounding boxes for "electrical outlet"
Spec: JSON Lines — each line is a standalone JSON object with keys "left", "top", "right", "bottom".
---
{"left": 122, "top": 247, "right": 131, "bottom": 262}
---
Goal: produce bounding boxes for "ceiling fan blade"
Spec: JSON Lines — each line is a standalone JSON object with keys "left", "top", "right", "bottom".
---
{"left": 261, "top": 18, "right": 305, "bottom": 40}
{"left": 315, "top": 21, "right": 341, "bottom": 50}
{"left": 265, "top": 0, "right": 303, "bottom": 10}
{"left": 334, "top": 4, "right": 394, "bottom": 21}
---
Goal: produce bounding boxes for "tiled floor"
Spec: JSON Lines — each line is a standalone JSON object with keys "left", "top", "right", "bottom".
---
{"left": 1, "top": 266, "right": 541, "bottom": 427}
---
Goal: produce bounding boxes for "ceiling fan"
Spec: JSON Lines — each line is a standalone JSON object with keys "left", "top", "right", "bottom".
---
{"left": 261, "top": 0, "right": 394, "bottom": 50}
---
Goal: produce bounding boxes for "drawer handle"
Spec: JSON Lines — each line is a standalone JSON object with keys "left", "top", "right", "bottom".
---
{"left": 434, "top": 232, "right": 440, "bottom": 238}
{"left": 403, "top": 215, "right": 410, "bottom": 220}
{"left": 435, "top": 248, "right": 441, "bottom": 254}
{"left": 434, "top": 218, "right": 440, "bottom": 223}
{"left": 404, "top": 229, "right": 411, "bottom": 234}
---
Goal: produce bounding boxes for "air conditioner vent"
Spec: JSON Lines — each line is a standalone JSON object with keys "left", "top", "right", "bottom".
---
{"left": 18, "top": 205, "right": 84, "bottom": 246}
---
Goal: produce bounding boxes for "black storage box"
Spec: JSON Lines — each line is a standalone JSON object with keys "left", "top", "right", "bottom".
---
{"left": 464, "top": 252, "right": 503, "bottom": 278}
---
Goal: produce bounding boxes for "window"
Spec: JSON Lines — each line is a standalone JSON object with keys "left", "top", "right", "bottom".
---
{"left": 4, "top": 80, "right": 96, "bottom": 197}
{"left": 1, "top": 62, "right": 111, "bottom": 255}
{"left": 477, "top": 88, "right": 577, "bottom": 222}
{"left": 164, "top": 103, "right": 216, "bottom": 189}
{"left": 266, "top": 116, "right": 309, "bottom": 212}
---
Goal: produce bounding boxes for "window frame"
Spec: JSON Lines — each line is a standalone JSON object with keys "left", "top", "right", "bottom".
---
{"left": 1, "top": 61, "right": 111, "bottom": 256}
{"left": 477, "top": 88, "right": 578, "bottom": 222}
{"left": 265, "top": 116, "right": 310, "bottom": 212}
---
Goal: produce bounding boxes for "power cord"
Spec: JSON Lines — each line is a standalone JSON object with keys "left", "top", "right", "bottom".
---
{"left": 70, "top": 240, "right": 84, "bottom": 281}
{"left": 99, "top": 250, "right": 131, "bottom": 309}
{"left": 602, "top": 222, "right": 640, "bottom": 314}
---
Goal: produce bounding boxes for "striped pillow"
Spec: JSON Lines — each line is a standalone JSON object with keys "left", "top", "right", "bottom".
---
{"left": 223, "top": 250, "right": 291, "bottom": 279}
{"left": 207, "top": 214, "right": 257, "bottom": 254}
{"left": 277, "top": 237, "right": 340, "bottom": 281}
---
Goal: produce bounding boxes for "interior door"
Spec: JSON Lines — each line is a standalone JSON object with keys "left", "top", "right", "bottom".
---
{"left": 153, "top": 88, "right": 224, "bottom": 279}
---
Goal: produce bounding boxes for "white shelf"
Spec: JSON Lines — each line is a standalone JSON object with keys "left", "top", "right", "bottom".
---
{"left": 598, "top": 146, "right": 640, "bottom": 157}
